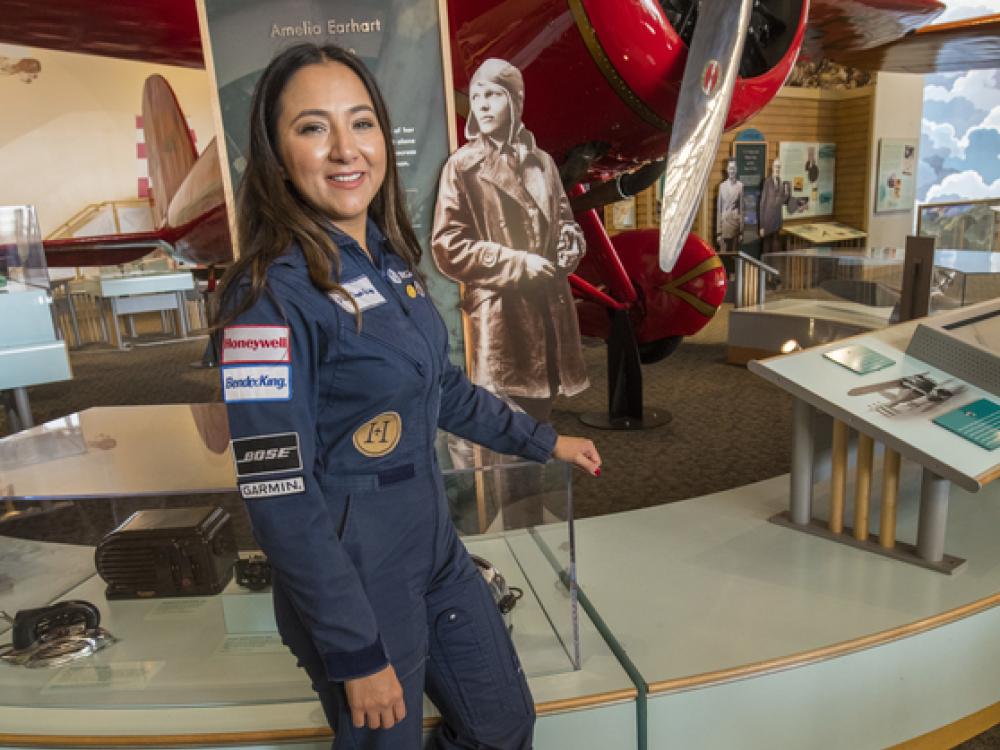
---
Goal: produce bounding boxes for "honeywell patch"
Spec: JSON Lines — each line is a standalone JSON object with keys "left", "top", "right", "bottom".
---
{"left": 240, "top": 477, "right": 305, "bottom": 499}
{"left": 221, "top": 325, "right": 290, "bottom": 364}
{"left": 232, "top": 432, "right": 302, "bottom": 477}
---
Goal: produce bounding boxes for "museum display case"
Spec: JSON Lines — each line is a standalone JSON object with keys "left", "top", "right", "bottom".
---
{"left": 0, "top": 405, "right": 579, "bottom": 713}
{"left": 0, "top": 206, "right": 72, "bottom": 431}
{"left": 727, "top": 247, "right": 1000, "bottom": 363}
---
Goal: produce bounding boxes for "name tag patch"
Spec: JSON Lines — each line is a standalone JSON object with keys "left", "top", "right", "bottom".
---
{"left": 221, "top": 325, "right": 290, "bottom": 364}
{"left": 223, "top": 365, "right": 291, "bottom": 402}
{"left": 330, "top": 276, "right": 386, "bottom": 313}
{"left": 386, "top": 268, "right": 413, "bottom": 284}
{"left": 240, "top": 477, "right": 305, "bottom": 499}
{"left": 232, "top": 432, "right": 302, "bottom": 477}
{"left": 353, "top": 411, "right": 402, "bottom": 458}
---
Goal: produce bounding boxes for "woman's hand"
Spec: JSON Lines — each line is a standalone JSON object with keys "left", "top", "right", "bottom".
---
{"left": 553, "top": 435, "right": 602, "bottom": 476}
{"left": 345, "top": 664, "right": 406, "bottom": 730}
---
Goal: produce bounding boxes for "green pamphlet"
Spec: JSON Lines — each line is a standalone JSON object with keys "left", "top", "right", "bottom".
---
{"left": 933, "top": 399, "right": 1000, "bottom": 451}
{"left": 823, "top": 345, "right": 895, "bottom": 375}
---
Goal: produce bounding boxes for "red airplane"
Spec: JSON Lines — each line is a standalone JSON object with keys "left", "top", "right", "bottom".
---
{"left": 3, "top": 0, "right": 997, "bottom": 420}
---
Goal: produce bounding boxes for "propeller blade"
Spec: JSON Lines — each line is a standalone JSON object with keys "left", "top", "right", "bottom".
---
{"left": 658, "top": 0, "right": 754, "bottom": 272}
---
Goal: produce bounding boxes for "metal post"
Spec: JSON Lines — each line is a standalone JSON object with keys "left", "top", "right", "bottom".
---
{"left": 917, "top": 469, "right": 950, "bottom": 562}
{"left": 757, "top": 266, "right": 767, "bottom": 305}
{"left": 176, "top": 291, "right": 190, "bottom": 338}
{"left": 790, "top": 398, "right": 815, "bottom": 525}
{"left": 734, "top": 256, "right": 744, "bottom": 308}
{"left": 13, "top": 387, "right": 33, "bottom": 429}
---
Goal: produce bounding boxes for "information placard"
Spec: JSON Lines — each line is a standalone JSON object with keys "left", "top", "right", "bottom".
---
{"left": 779, "top": 141, "right": 836, "bottom": 220}
{"left": 875, "top": 138, "right": 917, "bottom": 214}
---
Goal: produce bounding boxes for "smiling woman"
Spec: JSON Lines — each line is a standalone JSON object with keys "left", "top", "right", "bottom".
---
{"left": 211, "top": 43, "right": 602, "bottom": 750}
{"left": 276, "top": 62, "right": 387, "bottom": 248}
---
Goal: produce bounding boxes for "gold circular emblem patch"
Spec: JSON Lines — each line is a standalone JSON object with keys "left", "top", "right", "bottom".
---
{"left": 405, "top": 283, "right": 418, "bottom": 299}
{"left": 353, "top": 411, "right": 402, "bottom": 458}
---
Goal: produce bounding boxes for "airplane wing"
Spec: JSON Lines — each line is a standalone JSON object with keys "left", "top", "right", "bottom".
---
{"left": 42, "top": 233, "right": 173, "bottom": 268}
{"left": 0, "top": 0, "right": 203, "bottom": 69}
{"left": 823, "top": 13, "right": 1000, "bottom": 74}
{"left": 805, "top": 0, "right": 1000, "bottom": 74}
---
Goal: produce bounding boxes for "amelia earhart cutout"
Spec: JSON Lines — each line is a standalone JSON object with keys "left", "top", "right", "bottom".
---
{"left": 432, "top": 58, "right": 588, "bottom": 423}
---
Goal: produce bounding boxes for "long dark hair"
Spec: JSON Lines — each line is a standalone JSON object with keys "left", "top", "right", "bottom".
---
{"left": 215, "top": 43, "right": 422, "bottom": 328}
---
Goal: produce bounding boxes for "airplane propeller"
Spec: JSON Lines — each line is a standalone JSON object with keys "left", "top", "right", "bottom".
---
{"left": 658, "top": 0, "right": 755, "bottom": 272}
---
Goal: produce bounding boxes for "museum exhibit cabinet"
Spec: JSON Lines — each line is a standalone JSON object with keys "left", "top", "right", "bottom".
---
{"left": 727, "top": 246, "right": 1000, "bottom": 363}
{"left": 0, "top": 206, "right": 72, "bottom": 433}
{"left": 0, "top": 408, "right": 636, "bottom": 749}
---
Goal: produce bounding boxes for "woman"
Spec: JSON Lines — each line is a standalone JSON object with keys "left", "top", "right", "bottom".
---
{"left": 216, "top": 43, "right": 601, "bottom": 749}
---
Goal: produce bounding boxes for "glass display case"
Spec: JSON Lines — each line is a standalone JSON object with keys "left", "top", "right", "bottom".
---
{"left": 727, "top": 246, "right": 1000, "bottom": 364}
{"left": 0, "top": 205, "right": 50, "bottom": 291}
{"left": 0, "top": 206, "right": 71, "bottom": 428}
{"left": 0, "top": 405, "right": 579, "bottom": 709}
{"left": 918, "top": 198, "right": 1000, "bottom": 252}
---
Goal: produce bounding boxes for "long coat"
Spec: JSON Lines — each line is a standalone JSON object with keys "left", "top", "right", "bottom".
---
{"left": 432, "top": 136, "right": 588, "bottom": 399}
{"left": 759, "top": 176, "right": 791, "bottom": 235}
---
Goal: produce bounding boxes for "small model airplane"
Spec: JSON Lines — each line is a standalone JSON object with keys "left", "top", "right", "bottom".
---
{"left": 848, "top": 372, "right": 966, "bottom": 416}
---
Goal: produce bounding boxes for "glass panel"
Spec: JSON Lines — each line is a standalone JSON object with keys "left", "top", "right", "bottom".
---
{"left": 0, "top": 416, "right": 577, "bottom": 707}
{"left": 0, "top": 205, "right": 50, "bottom": 291}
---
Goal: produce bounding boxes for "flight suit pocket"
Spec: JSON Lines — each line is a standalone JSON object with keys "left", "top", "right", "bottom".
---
{"left": 430, "top": 589, "right": 533, "bottom": 728}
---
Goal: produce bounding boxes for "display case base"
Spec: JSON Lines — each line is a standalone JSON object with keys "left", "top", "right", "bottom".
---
{"left": 579, "top": 409, "right": 671, "bottom": 430}
{"left": 769, "top": 510, "right": 966, "bottom": 575}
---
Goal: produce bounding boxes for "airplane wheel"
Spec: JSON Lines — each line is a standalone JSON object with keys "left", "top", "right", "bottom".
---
{"left": 638, "top": 335, "right": 682, "bottom": 364}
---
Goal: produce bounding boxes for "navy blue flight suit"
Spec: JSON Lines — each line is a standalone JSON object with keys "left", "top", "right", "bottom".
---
{"left": 221, "top": 220, "right": 556, "bottom": 749}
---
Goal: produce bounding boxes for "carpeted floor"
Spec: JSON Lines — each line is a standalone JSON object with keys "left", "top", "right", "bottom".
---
{"left": 1, "top": 307, "right": 997, "bottom": 748}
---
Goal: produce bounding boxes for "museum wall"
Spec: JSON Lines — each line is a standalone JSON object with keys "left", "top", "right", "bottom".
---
{"left": 694, "top": 85, "right": 875, "bottom": 240}
{"left": 867, "top": 72, "right": 924, "bottom": 249}
{"left": 0, "top": 44, "right": 216, "bottom": 236}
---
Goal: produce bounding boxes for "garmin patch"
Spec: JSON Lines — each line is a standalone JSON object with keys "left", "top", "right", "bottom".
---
{"left": 223, "top": 365, "right": 291, "bottom": 402}
{"left": 330, "top": 275, "right": 386, "bottom": 313}
{"left": 353, "top": 411, "right": 402, "bottom": 458}
{"left": 221, "top": 325, "right": 290, "bottom": 364}
{"left": 232, "top": 432, "right": 302, "bottom": 477}
{"left": 240, "top": 477, "right": 305, "bottom": 499}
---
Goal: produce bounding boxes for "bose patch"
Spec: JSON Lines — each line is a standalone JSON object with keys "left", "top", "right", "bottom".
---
{"left": 330, "top": 275, "right": 386, "bottom": 313}
{"left": 353, "top": 411, "right": 402, "bottom": 458}
{"left": 223, "top": 365, "right": 291, "bottom": 402}
{"left": 232, "top": 432, "right": 302, "bottom": 477}
{"left": 221, "top": 325, "right": 290, "bottom": 364}
{"left": 240, "top": 476, "right": 305, "bottom": 499}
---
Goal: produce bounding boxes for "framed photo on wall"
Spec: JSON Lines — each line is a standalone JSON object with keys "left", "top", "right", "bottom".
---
{"left": 875, "top": 138, "right": 918, "bottom": 214}
{"left": 779, "top": 141, "right": 836, "bottom": 220}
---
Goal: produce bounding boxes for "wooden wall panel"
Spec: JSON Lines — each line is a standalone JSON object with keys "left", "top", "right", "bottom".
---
{"left": 604, "top": 86, "right": 876, "bottom": 245}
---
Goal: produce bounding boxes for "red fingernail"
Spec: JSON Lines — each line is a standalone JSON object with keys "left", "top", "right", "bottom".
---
{"left": 594, "top": 468, "right": 601, "bottom": 477}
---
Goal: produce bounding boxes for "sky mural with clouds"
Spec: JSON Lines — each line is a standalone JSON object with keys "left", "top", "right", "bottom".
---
{"left": 918, "top": 1, "right": 1000, "bottom": 203}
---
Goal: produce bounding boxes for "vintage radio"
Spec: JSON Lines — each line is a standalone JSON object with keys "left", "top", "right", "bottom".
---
{"left": 95, "top": 506, "right": 237, "bottom": 599}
